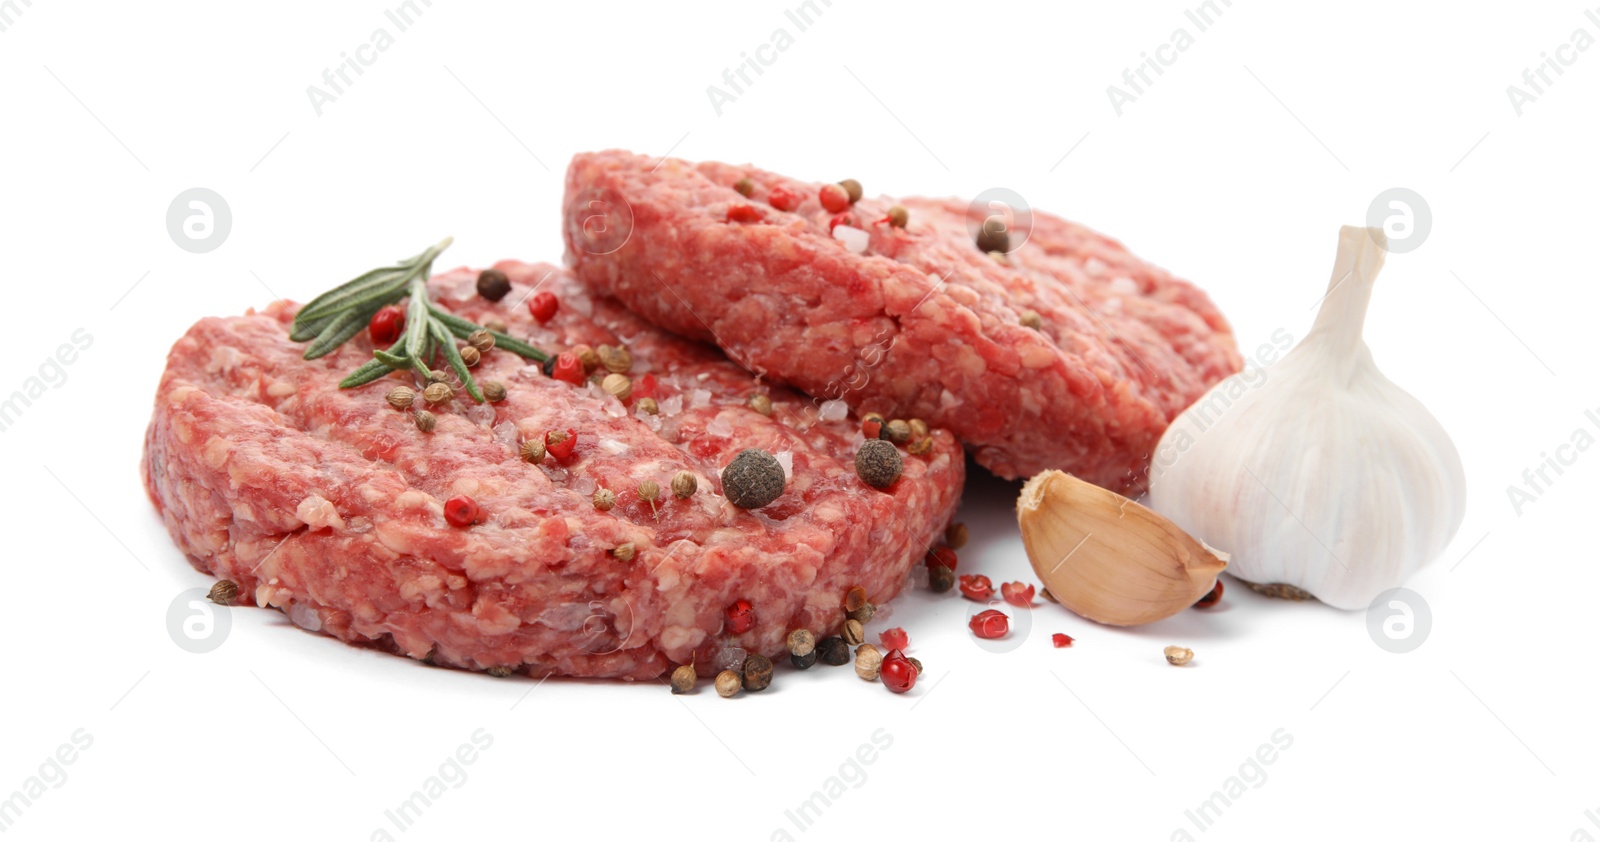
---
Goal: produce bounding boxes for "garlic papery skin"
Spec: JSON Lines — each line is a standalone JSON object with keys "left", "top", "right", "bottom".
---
{"left": 1147, "top": 226, "right": 1466, "bottom": 610}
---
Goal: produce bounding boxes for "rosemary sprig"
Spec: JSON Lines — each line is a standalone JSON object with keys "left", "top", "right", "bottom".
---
{"left": 290, "top": 237, "right": 548, "bottom": 402}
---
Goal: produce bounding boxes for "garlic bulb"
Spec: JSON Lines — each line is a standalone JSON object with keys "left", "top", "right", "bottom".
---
{"left": 1147, "top": 226, "right": 1465, "bottom": 610}
{"left": 1018, "top": 470, "right": 1228, "bottom": 626}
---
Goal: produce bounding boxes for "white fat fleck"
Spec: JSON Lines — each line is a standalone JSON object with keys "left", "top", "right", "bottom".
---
{"left": 1110, "top": 276, "right": 1137, "bottom": 294}
{"left": 295, "top": 494, "right": 345, "bottom": 531}
{"left": 565, "top": 294, "right": 593, "bottom": 316}
{"left": 695, "top": 372, "right": 711, "bottom": 382}
{"left": 289, "top": 602, "right": 323, "bottom": 632}
{"left": 599, "top": 438, "right": 629, "bottom": 455}
{"left": 266, "top": 380, "right": 296, "bottom": 397}
{"left": 206, "top": 345, "right": 244, "bottom": 374}
{"left": 833, "top": 225, "right": 870, "bottom": 254}
{"left": 818, "top": 399, "right": 848, "bottom": 422}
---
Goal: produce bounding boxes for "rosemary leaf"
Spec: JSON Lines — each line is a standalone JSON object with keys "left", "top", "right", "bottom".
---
{"left": 303, "top": 310, "right": 366, "bottom": 360}
{"left": 428, "top": 304, "right": 548, "bottom": 362}
{"left": 431, "top": 320, "right": 484, "bottom": 402}
{"left": 339, "top": 358, "right": 395, "bottom": 389}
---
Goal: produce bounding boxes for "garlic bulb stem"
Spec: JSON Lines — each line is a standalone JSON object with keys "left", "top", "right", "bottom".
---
{"left": 1310, "top": 227, "right": 1385, "bottom": 363}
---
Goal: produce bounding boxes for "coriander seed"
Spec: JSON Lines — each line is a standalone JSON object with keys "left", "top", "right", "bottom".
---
{"left": 908, "top": 436, "right": 933, "bottom": 457}
{"left": 886, "top": 205, "right": 909, "bottom": 228}
{"left": 742, "top": 654, "right": 774, "bottom": 691}
{"left": 575, "top": 345, "right": 602, "bottom": 373}
{"left": 883, "top": 419, "right": 911, "bottom": 444}
{"left": 458, "top": 345, "right": 481, "bottom": 367}
{"left": 597, "top": 344, "right": 632, "bottom": 374}
{"left": 733, "top": 177, "right": 754, "bottom": 197}
{"left": 908, "top": 419, "right": 929, "bottom": 439}
{"left": 413, "top": 410, "right": 437, "bottom": 432}
{"left": 817, "top": 636, "right": 850, "bottom": 666}
{"left": 208, "top": 580, "right": 239, "bottom": 605}
{"left": 486, "top": 666, "right": 514, "bottom": 678}
{"left": 671, "top": 470, "right": 697, "bottom": 499}
{"left": 423, "top": 382, "right": 453, "bottom": 404}
{"left": 593, "top": 488, "right": 617, "bottom": 511}
{"left": 946, "top": 522, "right": 969, "bottom": 550}
{"left": 637, "top": 397, "right": 659, "bottom": 415}
{"left": 842, "top": 619, "right": 865, "bottom": 646}
{"left": 715, "top": 669, "right": 742, "bottom": 697}
{"left": 1164, "top": 645, "right": 1194, "bottom": 666}
{"left": 838, "top": 178, "right": 863, "bottom": 204}
{"left": 847, "top": 602, "right": 875, "bottom": 624}
{"left": 787, "top": 629, "right": 816, "bottom": 657}
{"left": 908, "top": 657, "right": 923, "bottom": 674}
{"left": 747, "top": 393, "right": 772, "bottom": 416}
{"left": 720, "top": 448, "right": 786, "bottom": 509}
{"left": 484, "top": 318, "right": 508, "bottom": 333}
{"left": 428, "top": 370, "right": 450, "bottom": 385}
{"left": 855, "top": 644, "right": 883, "bottom": 681}
{"left": 638, "top": 480, "right": 660, "bottom": 516}
{"left": 468, "top": 329, "right": 496, "bottom": 353}
{"left": 601, "top": 373, "right": 632, "bottom": 402}
{"left": 613, "top": 542, "right": 636, "bottom": 562}
{"left": 482, "top": 381, "right": 508, "bottom": 402}
{"left": 386, "top": 386, "right": 416, "bottom": 410}
{"left": 670, "top": 664, "right": 696, "bottom": 694}
{"left": 1019, "top": 310, "right": 1043, "bottom": 330}
{"left": 520, "top": 439, "right": 546, "bottom": 464}
{"left": 476, "top": 268, "right": 512, "bottom": 302}
{"left": 855, "top": 439, "right": 903, "bottom": 489}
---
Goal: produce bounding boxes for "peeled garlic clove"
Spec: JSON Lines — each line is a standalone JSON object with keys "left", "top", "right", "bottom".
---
{"left": 1147, "top": 226, "right": 1466, "bottom": 610}
{"left": 1017, "top": 470, "right": 1228, "bottom": 626}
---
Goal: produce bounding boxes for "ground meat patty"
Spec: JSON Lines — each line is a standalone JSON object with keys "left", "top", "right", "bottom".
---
{"left": 141, "top": 262, "right": 963, "bottom": 680}
{"left": 562, "top": 150, "right": 1242, "bottom": 492}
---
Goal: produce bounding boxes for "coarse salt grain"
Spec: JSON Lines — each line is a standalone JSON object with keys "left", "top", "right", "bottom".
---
{"left": 565, "top": 294, "right": 593, "bottom": 316}
{"left": 833, "top": 225, "right": 870, "bottom": 254}
{"left": 289, "top": 602, "right": 323, "bottom": 632}
{"left": 716, "top": 646, "right": 748, "bottom": 672}
{"left": 690, "top": 389, "right": 711, "bottom": 409}
{"left": 660, "top": 395, "right": 684, "bottom": 417}
{"left": 492, "top": 421, "right": 520, "bottom": 446}
{"left": 571, "top": 475, "right": 596, "bottom": 495}
{"left": 599, "top": 438, "right": 629, "bottom": 455}
{"left": 464, "top": 403, "right": 496, "bottom": 426}
{"left": 819, "top": 399, "right": 848, "bottom": 422}
{"left": 706, "top": 415, "right": 734, "bottom": 438}
{"left": 602, "top": 396, "right": 628, "bottom": 418}
{"left": 775, "top": 451, "right": 793, "bottom": 477}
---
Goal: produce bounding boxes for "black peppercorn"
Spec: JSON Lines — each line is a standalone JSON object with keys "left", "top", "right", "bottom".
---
{"left": 720, "top": 448, "right": 786, "bottom": 509}
{"left": 742, "top": 654, "right": 774, "bottom": 691}
{"left": 791, "top": 649, "right": 818, "bottom": 670}
{"left": 541, "top": 355, "right": 558, "bottom": 377}
{"left": 929, "top": 564, "right": 955, "bottom": 593}
{"left": 855, "top": 439, "right": 903, "bottom": 489}
{"left": 476, "top": 268, "right": 511, "bottom": 302}
{"left": 817, "top": 636, "right": 850, "bottom": 666}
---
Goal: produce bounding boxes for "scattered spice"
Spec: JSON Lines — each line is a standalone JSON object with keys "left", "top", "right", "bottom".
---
{"left": 969, "top": 609, "right": 1010, "bottom": 639}
{"left": 1164, "top": 645, "right": 1194, "bottom": 666}
{"left": 883, "top": 205, "right": 909, "bottom": 228}
{"left": 422, "top": 382, "right": 453, "bottom": 404}
{"left": 883, "top": 419, "right": 912, "bottom": 444}
{"left": 368, "top": 305, "right": 406, "bottom": 345}
{"left": 908, "top": 437, "right": 933, "bottom": 457}
{"left": 768, "top": 185, "right": 799, "bottom": 212}
{"left": 843, "top": 586, "right": 868, "bottom": 614}
{"left": 791, "top": 650, "right": 818, "bottom": 669}
{"left": 486, "top": 666, "right": 514, "bottom": 678}
{"left": 208, "top": 580, "right": 239, "bottom": 605}
{"left": 601, "top": 373, "right": 632, "bottom": 402}
{"left": 747, "top": 393, "right": 772, "bottom": 416}
{"left": 838, "top": 178, "right": 863, "bottom": 204}
{"left": 855, "top": 439, "right": 903, "bottom": 489}
{"left": 528, "top": 291, "right": 559, "bottom": 324}
{"left": 742, "top": 654, "right": 774, "bottom": 691}
{"left": 637, "top": 397, "right": 660, "bottom": 416}
{"left": 520, "top": 438, "right": 546, "bottom": 464}
{"left": 926, "top": 546, "right": 958, "bottom": 572}
{"left": 945, "top": 522, "right": 969, "bottom": 550}
{"left": 879, "top": 627, "right": 909, "bottom": 651}
{"left": 929, "top": 564, "right": 955, "bottom": 593}
{"left": 847, "top": 602, "right": 875, "bottom": 624}
{"left": 638, "top": 480, "right": 661, "bottom": 516}
{"left": 819, "top": 183, "right": 851, "bottom": 214}
{"left": 817, "top": 636, "right": 850, "bottom": 666}
{"left": 787, "top": 629, "right": 816, "bottom": 657}
{"left": 483, "top": 318, "right": 508, "bottom": 334}
{"left": 468, "top": 329, "right": 496, "bottom": 353}
{"left": 1052, "top": 633, "right": 1075, "bottom": 648}
{"left": 574, "top": 345, "right": 602, "bottom": 373}
{"left": 427, "top": 370, "right": 451, "bottom": 385}
{"left": 1001, "top": 582, "right": 1036, "bottom": 607}
{"left": 726, "top": 204, "right": 764, "bottom": 224}
{"left": 670, "top": 664, "right": 696, "bottom": 694}
{"left": 482, "top": 381, "right": 507, "bottom": 403}
{"left": 1019, "top": 310, "right": 1044, "bottom": 330}
{"left": 443, "top": 495, "right": 480, "bottom": 528}
{"left": 593, "top": 487, "right": 617, "bottom": 511}
{"left": 597, "top": 345, "right": 632, "bottom": 374}
{"left": 908, "top": 656, "right": 923, "bottom": 674}
{"left": 861, "top": 413, "right": 885, "bottom": 439}
{"left": 671, "top": 470, "right": 697, "bottom": 499}
{"left": 720, "top": 449, "right": 786, "bottom": 509}
{"left": 413, "top": 410, "right": 437, "bottom": 432}
{"left": 475, "top": 268, "right": 511, "bottom": 302}
{"left": 715, "top": 669, "right": 742, "bottom": 697}
{"left": 458, "top": 345, "right": 481, "bottom": 367}
{"left": 725, "top": 599, "right": 755, "bottom": 634}
{"left": 613, "top": 542, "right": 636, "bottom": 562}
{"left": 733, "top": 177, "right": 754, "bottom": 197}
{"left": 386, "top": 386, "right": 415, "bottom": 410}
{"left": 842, "top": 618, "right": 866, "bottom": 646}
{"left": 545, "top": 428, "right": 578, "bottom": 462}
{"left": 908, "top": 418, "right": 930, "bottom": 439}
{"left": 880, "top": 650, "right": 916, "bottom": 693}
{"left": 958, "top": 574, "right": 994, "bottom": 601}
{"left": 854, "top": 644, "right": 883, "bottom": 680}
{"left": 1194, "top": 580, "right": 1224, "bottom": 609}
{"left": 976, "top": 217, "right": 1010, "bottom": 254}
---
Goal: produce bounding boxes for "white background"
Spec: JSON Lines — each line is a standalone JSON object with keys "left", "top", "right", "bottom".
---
{"left": 2, "top": 1, "right": 1596, "bottom": 839}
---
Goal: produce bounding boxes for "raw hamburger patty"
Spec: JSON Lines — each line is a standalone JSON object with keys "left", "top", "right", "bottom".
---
{"left": 141, "top": 262, "right": 963, "bottom": 680}
{"left": 563, "top": 150, "right": 1241, "bottom": 492}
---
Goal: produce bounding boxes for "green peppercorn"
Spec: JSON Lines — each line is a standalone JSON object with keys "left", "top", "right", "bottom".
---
{"left": 855, "top": 439, "right": 903, "bottom": 489}
{"left": 721, "top": 448, "right": 786, "bottom": 509}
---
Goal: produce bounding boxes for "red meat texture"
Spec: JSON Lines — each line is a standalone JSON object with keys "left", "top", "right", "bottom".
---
{"left": 141, "top": 263, "right": 963, "bottom": 679}
{"left": 563, "top": 150, "right": 1242, "bottom": 492}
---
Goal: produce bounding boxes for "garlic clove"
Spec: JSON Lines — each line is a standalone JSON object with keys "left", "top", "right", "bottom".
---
{"left": 1017, "top": 470, "right": 1228, "bottom": 626}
